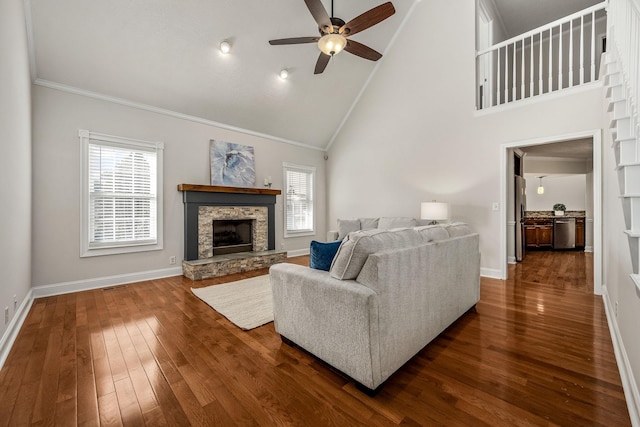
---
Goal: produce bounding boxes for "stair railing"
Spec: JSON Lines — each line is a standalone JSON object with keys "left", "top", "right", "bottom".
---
{"left": 476, "top": 2, "right": 607, "bottom": 110}
{"left": 608, "top": 0, "right": 640, "bottom": 133}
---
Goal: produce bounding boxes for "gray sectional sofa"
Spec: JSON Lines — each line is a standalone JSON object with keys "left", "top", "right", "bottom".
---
{"left": 269, "top": 223, "right": 481, "bottom": 393}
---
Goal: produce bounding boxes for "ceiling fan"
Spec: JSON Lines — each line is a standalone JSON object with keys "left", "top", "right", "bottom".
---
{"left": 269, "top": 0, "right": 396, "bottom": 74}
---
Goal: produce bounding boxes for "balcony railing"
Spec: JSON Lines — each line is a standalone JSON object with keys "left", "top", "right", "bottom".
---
{"left": 476, "top": 2, "right": 608, "bottom": 110}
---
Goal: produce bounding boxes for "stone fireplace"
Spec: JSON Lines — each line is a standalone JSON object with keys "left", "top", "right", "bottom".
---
{"left": 178, "top": 184, "right": 287, "bottom": 280}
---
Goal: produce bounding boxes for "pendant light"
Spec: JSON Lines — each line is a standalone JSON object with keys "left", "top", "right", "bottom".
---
{"left": 537, "top": 176, "right": 545, "bottom": 195}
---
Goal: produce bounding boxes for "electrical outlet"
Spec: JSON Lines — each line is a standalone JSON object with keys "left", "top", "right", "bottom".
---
{"left": 615, "top": 301, "right": 619, "bottom": 317}
{"left": 492, "top": 202, "right": 500, "bottom": 211}
{"left": 169, "top": 256, "right": 176, "bottom": 265}
{"left": 4, "top": 307, "right": 8, "bottom": 325}
{"left": 13, "top": 295, "right": 17, "bottom": 311}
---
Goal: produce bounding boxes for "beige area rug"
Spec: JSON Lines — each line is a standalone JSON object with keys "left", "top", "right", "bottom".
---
{"left": 191, "top": 275, "right": 273, "bottom": 330}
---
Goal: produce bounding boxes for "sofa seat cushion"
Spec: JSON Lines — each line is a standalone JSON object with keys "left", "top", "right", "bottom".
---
{"left": 330, "top": 228, "right": 424, "bottom": 280}
{"left": 309, "top": 240, "right": 342, "bottom": 271}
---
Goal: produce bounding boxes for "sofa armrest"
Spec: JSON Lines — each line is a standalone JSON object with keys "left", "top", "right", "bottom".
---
{"left": 269, "top": 263, "right": 381, "bottom": 388}
{"left": 327, "top": 230, "right": 339, "bottom": 241}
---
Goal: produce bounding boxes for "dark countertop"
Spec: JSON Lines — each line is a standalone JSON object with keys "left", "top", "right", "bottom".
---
{"left": 525, "top": 210, "right": 586, "bottom": 219}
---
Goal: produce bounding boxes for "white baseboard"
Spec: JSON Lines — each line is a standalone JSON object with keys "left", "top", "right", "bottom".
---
{"left": 602, "top": 286, "right": 640, "bottom": 426}
{"left": 585, "top": 246, "right": 594, "bottom": 252}
{"left": 32, "top": 266, "right": 183, "bottom": 298}
{"left": 0, "top": 289, "right": 34, "bottom": 370}
{"left": 480, "top": 268, "right": 502, "bottom": 279}
{"left": 287, "top": 248, "right": 310, "bottom": 258}
{"left": 507, "top": 256, "right": 516, "bottom": 264}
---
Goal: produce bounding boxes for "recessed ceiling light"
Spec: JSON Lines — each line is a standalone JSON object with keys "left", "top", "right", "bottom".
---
{"left": 279, "top": 69, "right": 289, "bottom": 80}
{"left": 220, "top": 41, "right": 231, "bottom": 54}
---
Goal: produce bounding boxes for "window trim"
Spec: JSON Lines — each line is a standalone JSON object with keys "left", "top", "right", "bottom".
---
{"left": 79, "top": 129, "right": 164, "bottom": 257}
{"left": 283, "top": 162, "right": 316, "bottom": 239}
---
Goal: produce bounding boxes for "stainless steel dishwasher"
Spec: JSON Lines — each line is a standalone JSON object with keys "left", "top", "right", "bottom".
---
{"left": 554, "top": 217, "right": 576, "bottom": 249}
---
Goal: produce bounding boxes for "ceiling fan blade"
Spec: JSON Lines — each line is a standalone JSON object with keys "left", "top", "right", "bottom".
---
{"left": 269, "top": 36, "right": 320, "bottom": 45}
{"left": 304, "top": 0, "right": 333, "bottom": 33}
{"left": 345, "top": 40, "right": 382, "bottom": 61}
{"left": 340, "top": 2, "right": 395, "bottom": 37}
{"left": 314, "top": 52, "right": 331, "bottom": 74}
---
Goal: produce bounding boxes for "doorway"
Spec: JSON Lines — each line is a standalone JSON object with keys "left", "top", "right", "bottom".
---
{"left": 500, "top": 130, "right": 602, "bottom": 295}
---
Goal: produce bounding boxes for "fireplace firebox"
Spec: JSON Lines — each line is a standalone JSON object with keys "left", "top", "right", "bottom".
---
{"left": 212, "top": 219, "right": 253, "bottom": 255}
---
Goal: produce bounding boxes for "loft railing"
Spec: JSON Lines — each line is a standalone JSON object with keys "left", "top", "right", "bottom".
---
{"left": 609, "top": 0, "right": 640, "bottom": 132}
{"left": 476, "top": 2, "right": 608, "bottom": 110}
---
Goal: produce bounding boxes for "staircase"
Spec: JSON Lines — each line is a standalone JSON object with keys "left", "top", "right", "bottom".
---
{"left": 602, "top": 0, "right": 640, "bottom": 290}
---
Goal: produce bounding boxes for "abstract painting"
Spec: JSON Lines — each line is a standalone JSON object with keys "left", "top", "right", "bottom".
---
{"left": 210, "top": 140, "right": 256, "bottom": 187}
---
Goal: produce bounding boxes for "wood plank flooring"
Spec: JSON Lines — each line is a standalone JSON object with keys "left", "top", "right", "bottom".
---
{"left": 0, "top": 251, "right": 630, "bottom": 426}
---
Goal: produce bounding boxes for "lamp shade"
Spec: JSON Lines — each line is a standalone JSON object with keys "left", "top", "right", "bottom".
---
{"left": 421, "top": 202, "right": 449, "bottom": 221}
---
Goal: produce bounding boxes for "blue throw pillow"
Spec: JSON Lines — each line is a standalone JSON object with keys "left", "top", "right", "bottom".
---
{"left": 309, "top": 240, "right": 342, "bottom": 271}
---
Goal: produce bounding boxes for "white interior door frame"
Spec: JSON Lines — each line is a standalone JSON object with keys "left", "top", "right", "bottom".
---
{"left": 500, "top": 129, "right": 602, "bottom": 295}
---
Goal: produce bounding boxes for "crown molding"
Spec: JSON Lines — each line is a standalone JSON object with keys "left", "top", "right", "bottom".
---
{"left": 33, "top": 79, "right": 325, "bottom": 152}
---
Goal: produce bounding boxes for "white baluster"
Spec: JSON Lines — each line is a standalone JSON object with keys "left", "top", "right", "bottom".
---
{"left": 513, "top": 42, "right": 517, "bottom": 100}
{"left": 559, "top": 23, "right": 563, "bottom": 89}
{"left": 569, "top": 19, "right": 574, "bottom": 87}
{"left": 530, "top": 34, "right": 534, "bottom": 97}
{"left": 521, "top": 39, "right": 526, "bottom": 99}
{"left": 497, "top": 47, "right": 501, "bottom": 105}
{"left": 549, "top": 27, "right": 553, "bottom": 92}
{"left": 580, "top": 15, "right": 585, "bottom": 84}
{"left": 539, "top": 31, "right": 543, "bottom": 94}
{"left": 590, "top": 11, "right": 595, "bottom": 82}
{"left": 505, "top": 44, "right": 509, "bottom": 102}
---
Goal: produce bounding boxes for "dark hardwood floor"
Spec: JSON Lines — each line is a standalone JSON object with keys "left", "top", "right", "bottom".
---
{"left": 0, "top": 251, "right": 630, "bottom": 426}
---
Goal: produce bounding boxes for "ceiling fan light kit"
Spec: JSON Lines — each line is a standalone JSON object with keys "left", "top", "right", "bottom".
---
{"left": 268, "top": 0, "right": 395, "bottom": 74}
{"left": 317, "top": 33, "right": 347, "bottom": 56}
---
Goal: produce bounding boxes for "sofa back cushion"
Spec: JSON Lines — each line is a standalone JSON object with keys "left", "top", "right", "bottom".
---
{"left": 415, "top": 225, "right": 450, "bottom": 242}
{"left": 359, "top": 217, "right": 379, "bottom": 230}
{"left": 330, "top": 228, "right": 424, "bottom": 280}
{"left": 377, "top": 217, "right": 416, "bottom": 230}
{"left": 445, "top": 222, "right": 472, "bottom": 237}
{"left": 338, "top": 219, "right": 361, "bottom": 240}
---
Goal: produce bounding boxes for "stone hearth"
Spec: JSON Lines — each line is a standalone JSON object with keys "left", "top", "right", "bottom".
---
{"left": 178, "top": 184, "right": 286, "bottom": 280}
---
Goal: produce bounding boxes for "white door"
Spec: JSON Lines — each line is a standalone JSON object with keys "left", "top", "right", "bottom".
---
{"left": 477, "top": 2, "right": 493, "bottom": 108}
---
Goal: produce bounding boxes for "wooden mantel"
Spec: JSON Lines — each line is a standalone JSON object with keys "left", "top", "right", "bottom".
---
{"left": 177, "top": 184, "right": 281, "bottom": 196}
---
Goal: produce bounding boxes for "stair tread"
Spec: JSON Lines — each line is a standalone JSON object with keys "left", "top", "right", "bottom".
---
{"left": 625, "top": 230, "right": 640, "bottom": 237}
{"left": 631, "top": 275, "right": 640, "bottom": 291}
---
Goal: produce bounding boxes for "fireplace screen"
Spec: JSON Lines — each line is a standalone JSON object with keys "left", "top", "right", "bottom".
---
{"left": 212, "top": 219, "right": 253, "bottom": 255}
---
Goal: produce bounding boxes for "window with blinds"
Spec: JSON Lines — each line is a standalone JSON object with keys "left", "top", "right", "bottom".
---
{"left": 79, "top": 130, "right": 164, "bottom": 257}
{"left": 283, "top": 163, "right": 315, "bottom": 237}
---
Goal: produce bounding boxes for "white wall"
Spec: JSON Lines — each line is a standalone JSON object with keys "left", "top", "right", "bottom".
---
{"left": 31, "top": 86, "right": 326, "bottom": 287}
{"left": 524, "top": 174, "right": 587, "bottom": 211}
{"left": 0, "top": 0, "right": 32, "bottom": 337}
{"left": 327, "top": 0, "right": 603, "bottom": 276}
{"left": 327, "top": 0, "right": 639, "bottom": 417}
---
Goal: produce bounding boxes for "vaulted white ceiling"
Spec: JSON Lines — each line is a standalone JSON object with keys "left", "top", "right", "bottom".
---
{"left": 490, "top": 0, "right": 603, "bottom": 39}
{"left": 27, "top": 0, "right": 602, "bottom": 151}
{"left": 28, "top": 0, "right": 417, "bottom": 149}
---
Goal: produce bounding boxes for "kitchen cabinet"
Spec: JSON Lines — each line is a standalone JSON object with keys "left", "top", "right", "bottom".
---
{"left": 524, "top": 219, "right": 554, "bottom": 248}
{"left": 575, "top": 218, "right": 585, "bottom": 248}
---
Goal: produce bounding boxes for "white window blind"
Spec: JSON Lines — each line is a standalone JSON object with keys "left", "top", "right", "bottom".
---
{"left": 284, "top": 163, "right": 315, "bottom": 237}
{"left": 80, "top": 130, "right": 164, "bottom": 257}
